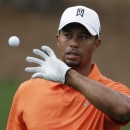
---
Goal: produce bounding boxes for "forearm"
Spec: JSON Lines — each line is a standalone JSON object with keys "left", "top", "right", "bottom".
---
{"left": 65, "top": 69, "right": 130, "bottom": 122}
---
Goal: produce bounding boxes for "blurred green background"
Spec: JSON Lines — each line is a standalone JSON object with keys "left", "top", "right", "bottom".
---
{"left": 0, "top": 0, "right": 130, "bottom": 129}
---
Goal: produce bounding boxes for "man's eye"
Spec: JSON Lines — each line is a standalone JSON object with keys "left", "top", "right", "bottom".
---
{"left": 80, "top": 35, "right": 89, "bottom": 40}
{"left": 64, "top": 34, "right": 72, "bottom": 38}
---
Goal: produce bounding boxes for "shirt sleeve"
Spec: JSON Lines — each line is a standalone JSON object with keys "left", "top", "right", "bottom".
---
{"left": 105, "top": 82, "right": 130, "bottom": 128}
{"left": 6, "top": 87, "right": 27, "bottom": 130}
{"left": 109, "top": 82, "right": 130, "bottom": 96}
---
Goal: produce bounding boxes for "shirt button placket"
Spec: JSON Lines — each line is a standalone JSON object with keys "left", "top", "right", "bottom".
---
{"left": 66, "top": 91, "right": 70, "bottom": 94}
{"left": 62, "top": 91, "right": 71, "bottom": 103}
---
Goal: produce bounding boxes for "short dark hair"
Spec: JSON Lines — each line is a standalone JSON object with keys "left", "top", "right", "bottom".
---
{"left": 95, "top": 35, "right": 98, "bottom": 40}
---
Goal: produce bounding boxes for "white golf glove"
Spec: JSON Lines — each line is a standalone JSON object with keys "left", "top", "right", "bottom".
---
{"left": 25, "top": 46, "right": 71, "bottom": 84}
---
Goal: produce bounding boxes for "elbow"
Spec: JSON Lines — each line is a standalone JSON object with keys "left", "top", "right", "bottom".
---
{"left": 115, "top": 104, "right": 130, "bottom": 122}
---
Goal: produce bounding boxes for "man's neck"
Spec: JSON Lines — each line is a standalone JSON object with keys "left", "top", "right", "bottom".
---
{"left": 71, "top": 63, "right": 92, "bottom": 77}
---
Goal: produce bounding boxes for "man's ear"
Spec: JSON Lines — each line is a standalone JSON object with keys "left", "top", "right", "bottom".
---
{"left": 93, "top": 38, "right": 101, "bottom": 53}
{"left": 56, "top": 34, "right": 60, "bottom": 47}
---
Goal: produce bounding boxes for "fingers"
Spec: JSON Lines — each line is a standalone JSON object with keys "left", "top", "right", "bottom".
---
{"left": 25, "top": 67, "right": 41, "bottom": 73}
{"left": 41, "top": 46, "right": 56, "bottom": 57}
{"left": 26, "top": 57, "right": 44, "bottom": 66}
{"left": 33, "top": 49, "right": 49, "bottom": 60}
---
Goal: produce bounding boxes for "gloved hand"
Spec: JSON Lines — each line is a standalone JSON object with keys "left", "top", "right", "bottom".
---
{"left": 25, "top": 46, "right": 71, "bottom": 84}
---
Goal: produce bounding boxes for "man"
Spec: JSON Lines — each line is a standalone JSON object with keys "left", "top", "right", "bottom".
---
{"left": 6, "top": 5, "right": 130, "bottom": 130}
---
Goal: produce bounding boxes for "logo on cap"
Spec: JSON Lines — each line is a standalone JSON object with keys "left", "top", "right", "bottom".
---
{"left": 76, "top": 8, "right": 84, "bottom": 17}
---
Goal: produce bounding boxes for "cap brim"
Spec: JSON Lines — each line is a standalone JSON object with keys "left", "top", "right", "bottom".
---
{"left": 58, "top": 20, "right": 97, "bottom": 36}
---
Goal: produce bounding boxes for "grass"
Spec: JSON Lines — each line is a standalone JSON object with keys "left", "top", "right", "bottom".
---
{"left": 0, "top": 79, "right": 21, "bottom": 130}
{"left": 0, "top": 79, "right": 130, "bottom": 130}
{"left": 122, "top": 123, "right": 130, "bottom": 130}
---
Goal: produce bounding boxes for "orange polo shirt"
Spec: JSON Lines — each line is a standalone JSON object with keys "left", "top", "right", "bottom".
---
{"left": 6, "top": 64, "right": 130, "bottom": 130}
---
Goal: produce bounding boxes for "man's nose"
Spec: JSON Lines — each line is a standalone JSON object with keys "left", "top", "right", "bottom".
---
{"left": 69, "top": 38, "right": 79, "bottom": 48}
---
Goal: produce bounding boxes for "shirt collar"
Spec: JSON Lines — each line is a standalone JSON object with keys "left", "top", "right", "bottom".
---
{"left": 49, "top": 63, "right": 101, "bottom": 88}
{"left": 87, "top": 63, "right": 101, "bottom": 81}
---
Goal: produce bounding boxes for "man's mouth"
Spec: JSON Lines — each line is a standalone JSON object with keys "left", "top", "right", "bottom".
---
{"left": 66, "top": 51, "right": 80, "bottom": 59}
{"left": 67, "top": 51, "right": 80, "bottom": 56}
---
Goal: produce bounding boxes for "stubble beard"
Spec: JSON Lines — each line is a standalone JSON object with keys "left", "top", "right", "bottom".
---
{"left": 63, "top": 58, "right": 82, "bottom": 67}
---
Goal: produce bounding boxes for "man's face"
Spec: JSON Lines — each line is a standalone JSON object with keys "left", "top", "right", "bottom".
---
{"left": 56, "top": 23, "right": 100, "bottom": 68}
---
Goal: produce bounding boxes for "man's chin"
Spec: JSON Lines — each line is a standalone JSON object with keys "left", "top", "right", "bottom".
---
{"left": 66, "top": 62, "right": 81, "bottom": 68}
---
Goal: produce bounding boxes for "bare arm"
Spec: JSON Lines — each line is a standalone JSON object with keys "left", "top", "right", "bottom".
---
{"left": 65, "top": 69, "right": 130, "bottom": 122}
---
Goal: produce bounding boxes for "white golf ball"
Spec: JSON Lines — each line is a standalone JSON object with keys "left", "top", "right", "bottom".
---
{"left": 8, "top": 36, "right": 20, "bottom": 47}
